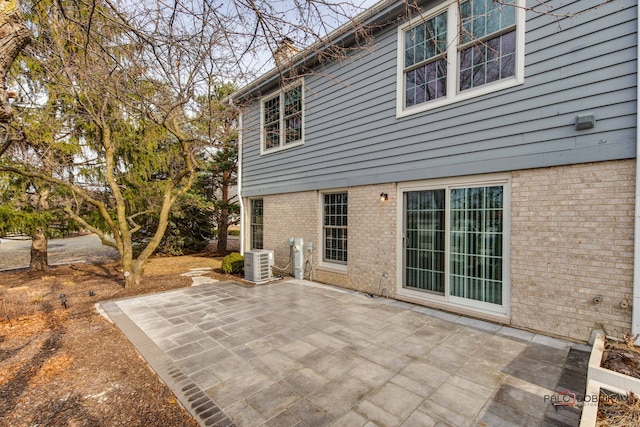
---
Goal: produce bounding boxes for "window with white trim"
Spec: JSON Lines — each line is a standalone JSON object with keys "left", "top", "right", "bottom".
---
{"left": 398, "top": 0, "right": 523, "bottom": 116}
{"left": 261, "top": 81, "right": 304, "bottom": 153}
{"left": 323, "top": 192, "right": 348, "bottom": 265}
{"left": 400, "top": 176, "right": 510, "bottom": 315}
{"left": 250, "top": 199, "right": 263, "bottom": 250}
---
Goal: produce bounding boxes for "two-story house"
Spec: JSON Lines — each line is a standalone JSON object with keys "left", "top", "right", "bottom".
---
{"left": 230, "top": 0, "right": 638, "bottom": 342}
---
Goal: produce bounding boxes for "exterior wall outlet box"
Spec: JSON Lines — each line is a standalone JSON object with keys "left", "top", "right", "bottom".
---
{"left": 575, "top": 114, "right": 596, "bottom": 130}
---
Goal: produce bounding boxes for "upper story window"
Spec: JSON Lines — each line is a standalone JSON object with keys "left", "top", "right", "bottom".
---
{"left": 397, "top": 0, "right": 524, "bottom": 117}
{"left": 261, "top": 81, "right": 304, "bottom": 154}
{"left": 404, "top": 11, "right": 448, "bottom": 104}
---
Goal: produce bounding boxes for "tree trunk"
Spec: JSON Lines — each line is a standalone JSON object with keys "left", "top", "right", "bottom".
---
{"left": 217, "top": 210, "right": 229, "bottom": 252}
{"left": 121, "top": 256, "right": 144, "bottom": 289}
{"left": 29, "top": 228, "right": 48, "bottom": 271}
{"left": 216, "top": 180, "right": 230, "bottom": 252}
{"left": 0, "top": 0, "right": 31, "bottom": 125}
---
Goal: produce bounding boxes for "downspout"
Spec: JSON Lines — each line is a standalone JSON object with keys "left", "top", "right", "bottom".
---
{"left": 633, "top": 9, "right": 640, "bottom": 342}
{"left": 237, "top": 105, "right": 245, "bottom": 256}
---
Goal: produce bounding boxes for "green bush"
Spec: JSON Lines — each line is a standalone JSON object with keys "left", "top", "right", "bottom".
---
{"left": 221, "top": 252, "right": 244, "bottom": 274}
{"left": 228, "top": 229, "right": 240, "bottom": 236}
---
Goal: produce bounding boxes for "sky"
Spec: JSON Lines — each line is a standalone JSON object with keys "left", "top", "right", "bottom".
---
{"left": 233, "top": 0, "right": 385, "bottom": 81}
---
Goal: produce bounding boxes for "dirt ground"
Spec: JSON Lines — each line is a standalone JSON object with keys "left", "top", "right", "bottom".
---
{"left": 0, "top": 240, "right": 243, "bottom": 427}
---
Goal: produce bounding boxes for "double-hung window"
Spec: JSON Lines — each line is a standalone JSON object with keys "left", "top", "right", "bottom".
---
{"left": 250, "top": 199, "right": 264, "bottom": 250}
{"left": 322, "top": 192, "right": 348, "bottom": 265}
{"left": 397, "top": 0, "right": 524, "bottom": 116}
{"left": 404, "top": 11, "right": 449, "bottom": 105}
{"left": 261, "top": 81, "right": 304, "bottom": 154}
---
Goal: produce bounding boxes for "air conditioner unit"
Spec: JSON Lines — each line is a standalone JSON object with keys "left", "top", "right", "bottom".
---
{"left": 244, "top": 250, "right": 274, "bottom": 283}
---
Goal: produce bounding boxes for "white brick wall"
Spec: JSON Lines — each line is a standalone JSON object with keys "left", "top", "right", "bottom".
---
{"left": 343, "top": 185, "right": 397, "bottom": 295}
{"left": 510, "top": 160, "right": 634, "bottom": 341}
{"left": 243, "top": 185, "right": 397, "bottom": 294}
{"left": 244, "top": 159, "right": 635, "bottom": 341}
{"left": 263, "top": 192, "right": 318, "bottom": 277}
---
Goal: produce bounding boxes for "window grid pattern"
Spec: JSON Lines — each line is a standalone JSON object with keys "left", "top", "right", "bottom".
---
{"left": 250, "top": 199, "right": 264, "bottom": 250}
{"left": 460, "top": 0, "right": 516, "bottom": 44}
{"left": 262, "top": 83, "right": 303, "bottom": 151}
{"left": 323, "top": 193, "right": 348, "bottom": 264}
{"left": 459, "top": 0, "right": 516, "bottom": 90}
{"left": 459, "top": 28, "right": 516, "bottom": 90}
{"left": 406, "top": 60, "right": 448, "bottom": 107}
{"left": 284, "top": 86, "right": 302, "bottom": 144}
{"left": 263, "top": 97, "right": 280, "bottom": 149}
{"left": 449, "top": 186, "right": 503, "bottom": 305}
{"left": 405, "top": 190, "right": 446, "bottom": 294}
{"left": 401, "top": 0, "right": 520, "bottom": 110}
{"left": 404, "top": 11, "right": 448, "bottom": 107}
{"left": 403, "top": 185, "right": 504, "bottom": 306}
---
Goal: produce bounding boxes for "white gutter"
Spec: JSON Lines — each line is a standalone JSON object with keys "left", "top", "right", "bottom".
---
{"left": 237, "top": 109, "right": 245, "bottom": 256}
{"left": 230, "top": 0, "right": 404, "bottom": 101}
{"left": 633, "top": 8, "right": 640, "bottom": 342}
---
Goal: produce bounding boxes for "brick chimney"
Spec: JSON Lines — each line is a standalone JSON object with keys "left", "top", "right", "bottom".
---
{"left": 274, "top": 38, "right": 300, "bottom": 67}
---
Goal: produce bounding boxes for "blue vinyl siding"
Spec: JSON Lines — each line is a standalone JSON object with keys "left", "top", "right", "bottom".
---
{"left": 240, "top": 0, "right": 637, "bottom": 197}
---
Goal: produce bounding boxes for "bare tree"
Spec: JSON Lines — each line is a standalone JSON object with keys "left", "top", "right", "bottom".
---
{"left": 0, "top": 0, "right": 380, "bottom": 286}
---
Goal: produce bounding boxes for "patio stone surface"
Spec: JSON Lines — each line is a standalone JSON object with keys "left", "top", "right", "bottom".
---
{"left": 100, "top": 279, "right": 589, "bottom": 427}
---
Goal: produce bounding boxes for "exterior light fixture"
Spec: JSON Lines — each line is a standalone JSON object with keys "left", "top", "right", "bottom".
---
{"left": 380, "top": 192, "right": 388, "bottom": 201}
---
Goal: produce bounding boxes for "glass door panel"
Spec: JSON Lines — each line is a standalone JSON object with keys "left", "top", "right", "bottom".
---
{"left": 404, "top": 190, "right": 446, "bottom": 294}
{"left": 449, "top": 186, "right": 503, "bottom": 305}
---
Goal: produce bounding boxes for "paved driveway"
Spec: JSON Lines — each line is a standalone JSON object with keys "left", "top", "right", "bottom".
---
{"left": 100, "top": 279, "right": 589, "bottom": 427}
{"left": 0, "top": 234, "right": 118, "bottom": 270}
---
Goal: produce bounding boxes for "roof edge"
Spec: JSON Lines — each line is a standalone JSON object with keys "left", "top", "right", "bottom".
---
{"left": 230, "top": 0, "right": 407, "bottom": 103}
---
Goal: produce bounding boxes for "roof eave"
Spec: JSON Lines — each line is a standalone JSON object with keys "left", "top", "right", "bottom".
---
{"left": 230, "top": 0, "right": 407, "bottom": 103}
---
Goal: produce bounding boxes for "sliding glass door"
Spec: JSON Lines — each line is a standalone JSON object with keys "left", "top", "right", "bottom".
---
{"left": 402, "top": 180, "right": 507, "bottom": 312}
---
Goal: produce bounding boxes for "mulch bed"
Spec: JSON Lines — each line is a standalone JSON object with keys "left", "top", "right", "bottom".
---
{"left": 597, "top": 336, "right": 640, "bottom": 426}
{"left": 601, "top": 338, "right": 640, "bottom": 379}
{"left": 0, "top": 261, "right": 215, "bottom": 427}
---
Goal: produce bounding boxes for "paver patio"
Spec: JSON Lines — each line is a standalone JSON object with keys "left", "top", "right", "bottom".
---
{"left": 100, "top": 279, "right": 590, "bottom": 427}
